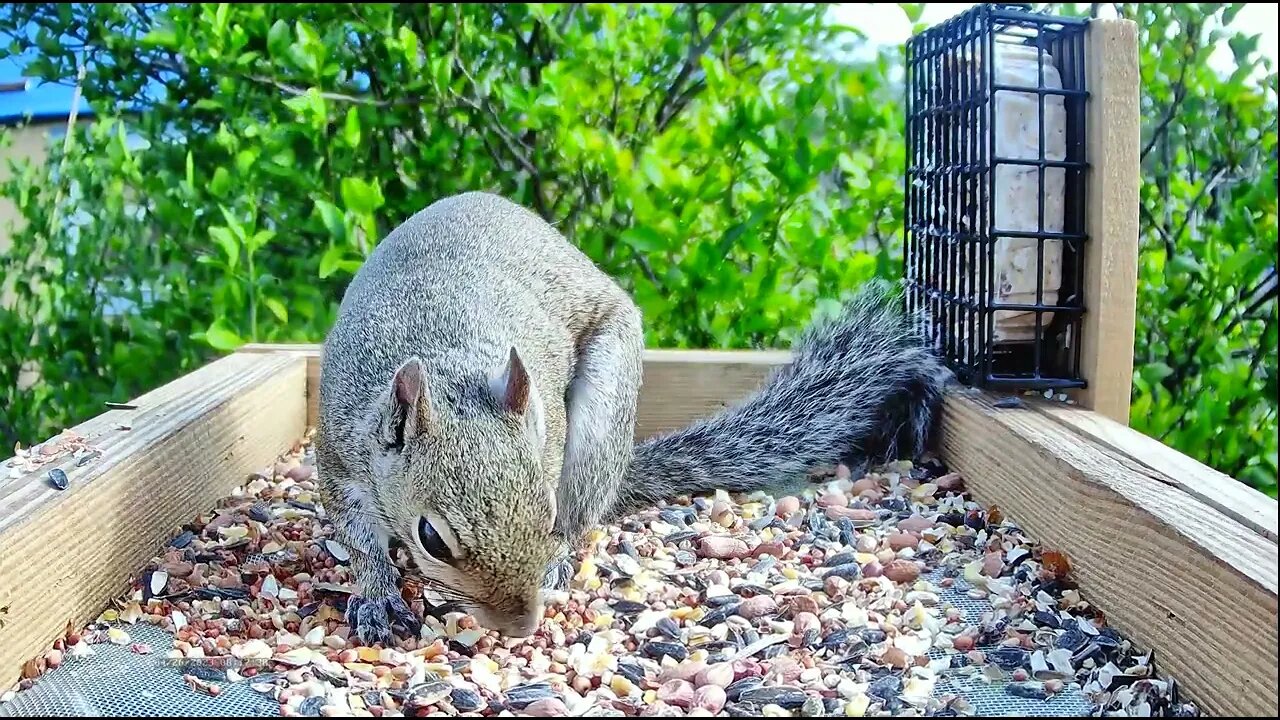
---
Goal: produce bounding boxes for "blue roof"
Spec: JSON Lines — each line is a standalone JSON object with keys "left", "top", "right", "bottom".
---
{"left": 0, "top": 36, "right": 96, "bottom": 126}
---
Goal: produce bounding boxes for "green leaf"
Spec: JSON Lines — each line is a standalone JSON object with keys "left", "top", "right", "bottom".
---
{"left": 1170, "top": 254, "right": 1205, "bottom": 276}
{"left": 210, "top": 167, "right": 231, "bottom": 197}
{"left": 209, "top": 227, "right": 239, "bottom": 270}
{"left": 343, "top": 107, "right": 361, "bottom": 148}
{"left": 267, "top": 19, "right": 291, "bottom": 57}
{"left": 247, "top": 230, "right": 276, "bottom": 254}
{"left": 398, "top": 26, "right": 422, "bottom": 69}
{"left": 141, "top": 25, "right": 179, "bottom": 49}
{"left": 1228, "top": 32, "right": 1261, "bottom": 63}
{"left": 203, "top": 318, "right": 244, "bottom": 351}
{"left": 214, "top": 3, "right": 230, "bottom": 35}
{"left": 193, "top": 98, "right": 222, "bottom": 111}
{"left": 264, "top": 297, "right": 289, "bottom": 323}
{"left": 314, "top": 200, "right": 347, "bottom": 242}
{"left": 640, "top": 155, "right": 665, "bottom": 187}
{"left": 430, "top": 54, "right": 453, "bottom": 90}
{"left": 283, "top": 94, "right": 312, "bottom": 114}
{"left": 235, "top": 149, "right": 257, "bottom": 174}
{"left": 282, "top": 88, "right": 326, "bottom": 121}
{"left": 621, "top": 227, "right": 666, "bottom": 253}
{"left": 319, "top": 245, "right": 344, "bottom": 279}
{"left": 296, "top": 20, "right": 321, "bottom": 48}
{"left": 340, "top": 177, "right": 385, "bottom": 215}
{"left": 1143, "top": 361, "right": 1175, "bottom": 382}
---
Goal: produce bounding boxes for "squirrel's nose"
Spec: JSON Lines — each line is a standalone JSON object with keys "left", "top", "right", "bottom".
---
{"left": 488, "top": 597, "right": 544, "bottom": 638}
{"left": 496, "top": 613, "right": 539, "bottom": 638}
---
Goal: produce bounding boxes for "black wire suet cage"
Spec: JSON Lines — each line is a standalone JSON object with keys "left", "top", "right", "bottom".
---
{"left": 904, "top": 3, "right": 1090, "bottom": 392}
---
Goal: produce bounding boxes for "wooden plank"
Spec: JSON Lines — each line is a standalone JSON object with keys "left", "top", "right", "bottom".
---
{"left": 0, "top": 352, "right": 307, "bottom": 691}
{"left": 1029, "top": 397, "right": 1278, "bottom": 542}
{"left": 237, "top": 343, "right": 322, "bottom": 427}
{"left": 1075, "top": 18, "right": 1142, "bottom": 422}
{"left": 634, "top": 349, "right": 789, "bottom": 439}
{"left": 939, "top": 388, "right": 1278, "bottom": 717}
{"left": 236, "top": 344, "right": 792, "bottom": 441}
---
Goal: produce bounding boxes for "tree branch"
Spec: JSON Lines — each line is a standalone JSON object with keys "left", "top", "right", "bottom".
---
{"left": 653, "top": 4, "right": 742, "bottom": 133}
{"left": 448, "top": 9, "right": 549, "bottom": 219}
{"left": 607, "top": 61, "right": 622, "bottom": 134}
{"left": 1140, "top": 43, "right": 1191, "bottom": 161}
{"left": 245, "top": 73, "right": 408, "bottom": 107}
{"left": 1168, "top": 165, "right": 1229, "bottom": 247}
{"left": 632, "top": 249, "right": 662, "bottom": 288}
{"left": 555, "top": 3, "right": 581, "bottom": 37}
{"left": 1222, "top": 267, "right": 1279, "bottom": 338}
{"left": 657, "top": 76, "right": 709, "bottom": 133}
{"left": 1138, "top": 202, "right": 1175, "bottom": 258}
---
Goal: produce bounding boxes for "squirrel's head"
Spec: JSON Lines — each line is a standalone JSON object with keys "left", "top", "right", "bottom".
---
{"left": 368, "top": 349, "right": 559, "bottom": 638}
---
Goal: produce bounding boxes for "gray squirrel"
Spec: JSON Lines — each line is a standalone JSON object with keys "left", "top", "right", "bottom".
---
{"left": 314, "top": 191, "right": 949, "bottom": 647}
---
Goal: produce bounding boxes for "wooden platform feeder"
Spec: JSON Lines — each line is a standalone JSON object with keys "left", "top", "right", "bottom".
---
{"left": 0, "top": 5, "right": 1275, "bottom": 718}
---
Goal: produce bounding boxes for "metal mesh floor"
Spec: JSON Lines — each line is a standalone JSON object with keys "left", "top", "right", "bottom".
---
{"left": 1, "top": 567, "right": 1096, "bottom": 718}
{"left": 925, "top": 569, "right": 1091, "bottom": 717}
{"left": 0, "top": 625, "right": 280, "bottom": 717}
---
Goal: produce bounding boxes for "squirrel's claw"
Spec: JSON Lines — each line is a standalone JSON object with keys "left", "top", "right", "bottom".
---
{"left": 347, "top": 594, "right": 422, "bottom": 647}
{"left": 541, "top": 555, "right": 574, "bottom": 591}
{"left": 540, "top": 540, "right": 577, "bottom": 592}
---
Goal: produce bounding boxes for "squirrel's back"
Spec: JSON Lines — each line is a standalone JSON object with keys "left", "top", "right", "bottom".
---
{"left": 314, "top": 192, "right": 642, "bottom": 638}
{"left": 317, "top": 191, "right": 630, "bottom": 472}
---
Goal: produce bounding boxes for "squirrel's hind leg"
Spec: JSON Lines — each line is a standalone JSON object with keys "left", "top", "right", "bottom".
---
{"left": 551, "top": 302, "right": 644, "bottom": 548}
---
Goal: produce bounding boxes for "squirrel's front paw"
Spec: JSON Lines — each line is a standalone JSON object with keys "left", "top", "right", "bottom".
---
{"left": 541, "top": 547, "right": 576, "bottom": 591}
{"left": 346, "top": 593, "right": 422, "bottom": 647}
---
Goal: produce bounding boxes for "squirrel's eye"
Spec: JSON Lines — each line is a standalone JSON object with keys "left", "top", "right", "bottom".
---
{"left": 417, "top": 517, "right": 453, "bottom": 561}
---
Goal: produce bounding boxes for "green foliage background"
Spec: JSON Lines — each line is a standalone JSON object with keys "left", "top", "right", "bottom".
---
{"left": 1, "top": 3, "right": 1275, "bottom": 496}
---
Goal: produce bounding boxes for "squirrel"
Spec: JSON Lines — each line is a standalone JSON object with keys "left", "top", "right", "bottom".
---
{"left": 314, "top": 191, "right": 950, "bottom": 647}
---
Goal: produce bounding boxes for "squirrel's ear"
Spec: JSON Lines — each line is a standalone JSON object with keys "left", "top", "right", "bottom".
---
{"left": 389, "top": 356, "right": 432, "bottom": 445}
{"left": 489, "top": 347, "right": 532, "bottom": 415}
{"left": 489, "top": 347, "right": 546, "bottom": 447}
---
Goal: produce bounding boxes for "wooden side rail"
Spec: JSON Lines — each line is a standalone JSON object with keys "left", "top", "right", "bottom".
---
{"left": 1, "top": 343, "right": 1273, "bottom": 715}
{"left": 939, "top": 389, "right": 1277, "bottom": 717}
{"left": 0, "top": 352, "right": 307, "bottom": 692}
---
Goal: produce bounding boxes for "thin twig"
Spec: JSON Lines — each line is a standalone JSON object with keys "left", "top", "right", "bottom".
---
{"left": 659, "top": 77, "right": 709, "bottom": 133}
{"left": 446, "top": 20, "right": 549, "bottom": 218}
{"left": 48, "top": 62, "right": 87, "bottom": 241}
{"left": 653, "top": 4, "right": 743, "bottom": 133}
{"left": 1140, "top": 45, "right": 1191, "bottom": 161}
{"left": 1138, "top": 203, "right": 1175, "bottom": 259}
{"left": 555, "top": 3, "right": 581, "bottom": 36}
{"left": 1168, "top": 166, "right": 1230, "bottom": 247}
{"left": 246, "top": 74, "right": 403, "bottom": 107}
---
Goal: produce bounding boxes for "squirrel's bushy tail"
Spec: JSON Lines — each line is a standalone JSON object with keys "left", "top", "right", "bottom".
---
{"left": 611, "top": 279, "right": 952, "bottom": 518}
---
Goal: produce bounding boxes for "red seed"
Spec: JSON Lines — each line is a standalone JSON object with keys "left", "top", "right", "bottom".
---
{"left": 887, "top": 532, "right": 919, "bottom": 551}
{"left": 883, "top": 560, "right": 921, "bottom": 584}
{"left": 774, "top": 496, "right": 801, "bottom": 518}
{"left": 826, "top": 506, "right": 876, "bottom": 522}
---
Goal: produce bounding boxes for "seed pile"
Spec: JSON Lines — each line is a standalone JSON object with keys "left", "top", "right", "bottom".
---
{"left": 5, "top": 433, "right": 1199, "bottom": 717}
{"left": 4, "top": 429, "right": 101, "bottom": 480}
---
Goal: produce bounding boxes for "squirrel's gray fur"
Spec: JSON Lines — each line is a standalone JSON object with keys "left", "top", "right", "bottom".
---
{"left": 611, "top": 285, "right": 950, "bottom": 518}
{"left": 314, "top": 191, "right": 949, "bottom": 647}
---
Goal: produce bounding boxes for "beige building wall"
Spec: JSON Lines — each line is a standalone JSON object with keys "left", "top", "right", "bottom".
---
{"left": 1, "top": 121, "right": 65, "bottom": 390}
{"left": 0, "top": 122, "right": 59, "bottom": 255}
